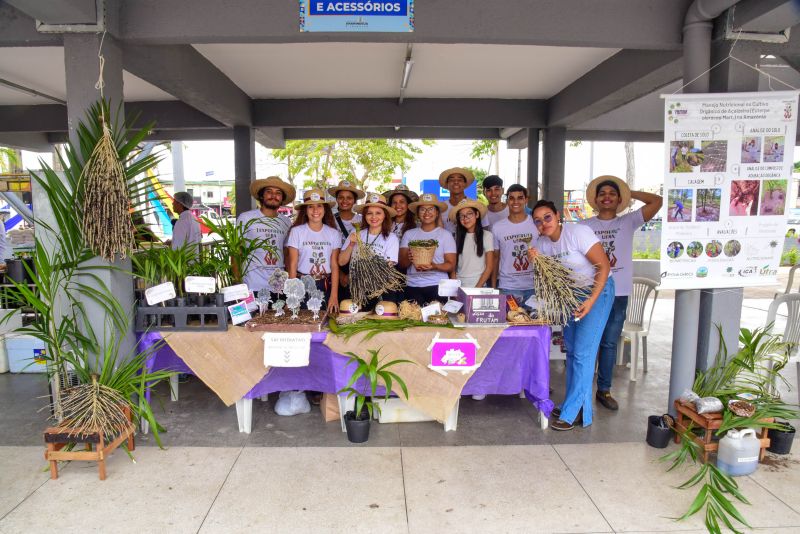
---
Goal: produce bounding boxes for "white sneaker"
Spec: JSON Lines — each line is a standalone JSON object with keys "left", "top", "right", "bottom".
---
{"left": 275, "top": 390, "right": 311, "bottom": 416}
{"left": 472, "top": 394, "right": 486, "bottom": 401}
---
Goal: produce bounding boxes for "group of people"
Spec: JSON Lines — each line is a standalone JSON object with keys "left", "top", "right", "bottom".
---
{"left": 168, "top": 168, "right": 663, "bottom": 431}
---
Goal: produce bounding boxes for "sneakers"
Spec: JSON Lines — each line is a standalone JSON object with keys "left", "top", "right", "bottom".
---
{"left": 596, "top": 390, "right": 619, "bottom": 411}
{"left": 551, "top": 407, "right": 583, "bottom": 425}
{"left": 551, "top": 419, "right": 574, "bottom": 431}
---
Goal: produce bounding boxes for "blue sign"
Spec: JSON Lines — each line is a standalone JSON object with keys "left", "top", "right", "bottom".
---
{"left": 420, "top": 179, "right": 477, "bottom": 200}
{"left": 300, "top": 0, "right": 414, "bottom": 32}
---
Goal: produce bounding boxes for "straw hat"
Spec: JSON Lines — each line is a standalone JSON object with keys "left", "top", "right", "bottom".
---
{"left": 368, "top": 301, "right": 400, "bottom": 320}
{"left": 327, "top": 180, "right": 366, "bottom": 200}
{"left": 447, "top": 198, "right": 488, "bottom": 222}
{"left": 354, "top": 193, "right": 397, "bottom": 218}
{"left": 339, "top": 299, "right": 360, "bottom": 315}
{"left": 438, "top": 167, "right": 475, "bottom": 188}
{"left": 249, "top": 176, "right": 296, "bottom": 205}
{"left": 409, "top": 193, "right": 447, "bottom": 215}
{"left": 586, "top": 175, "right": 631, "bottom": 214}
{"left": 294, "top": 188, "right": 335, "bottom": 210}
{"left": 385, "top": 184, "right": 418, "bottom": 204}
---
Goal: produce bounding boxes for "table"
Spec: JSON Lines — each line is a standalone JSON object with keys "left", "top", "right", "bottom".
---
{"left": 140, "top": 325, "right": 552, "bottom": 434}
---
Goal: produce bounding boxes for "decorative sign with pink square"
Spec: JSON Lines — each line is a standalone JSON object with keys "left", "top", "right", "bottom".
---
{"left": 430, "top": 340, "right": 477, "bottom": 368}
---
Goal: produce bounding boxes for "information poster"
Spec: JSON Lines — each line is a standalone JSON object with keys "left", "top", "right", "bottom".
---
{"left": 660, "top": 91, "right": 799, "bottom": 289}
{"left": 300, "top": 0, "right": 414, "bottom": 32}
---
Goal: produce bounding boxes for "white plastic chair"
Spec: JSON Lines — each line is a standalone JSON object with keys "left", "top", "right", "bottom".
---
{"left": 616, "top": 277, "right": 659, "bottom": 382}
{"left": 765, "top": 293, "right": 800, "bottom": 402}
{"left": 774, "top": 264, "right": 800, "bottom": 299}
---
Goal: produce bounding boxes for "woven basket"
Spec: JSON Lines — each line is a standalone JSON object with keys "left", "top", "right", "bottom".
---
{"left": 410, "top": 245, "right": 437, "bottom": 267}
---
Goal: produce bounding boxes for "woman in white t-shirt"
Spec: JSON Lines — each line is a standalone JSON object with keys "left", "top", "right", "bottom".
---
{"left": 339, "top": 193, "right": 400, "bottom": 307}
{"left": 449, "top": 199, "right": 495, "bottom": 288}
{"left": 399, "top": 194, "right": 457, "bottom": 305}
{"left": 529, "top": 199, "right": 613, "bottom": 432}
{"left": 286, "top": 188, "right": 341, "bottom": 314}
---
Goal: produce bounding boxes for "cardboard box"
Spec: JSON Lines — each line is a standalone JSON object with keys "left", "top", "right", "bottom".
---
{"left": 456, "top": 287, "right": 506, "bottom": 324}
{"left": 321, "top": 393, "right": 341, "bottom": 422}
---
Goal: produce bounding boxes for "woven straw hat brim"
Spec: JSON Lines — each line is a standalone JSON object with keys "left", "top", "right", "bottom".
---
{"left": 438, "top": 167, "right": 475, "bottom": 188}
{"left": 447, "top": 200, "right": 488, "bottom": 222}
{"left": 586, "top": 175, "right": 631, "bottom": 214}
{"left": 249, "top": 177, "right": 296, "bottom": 205}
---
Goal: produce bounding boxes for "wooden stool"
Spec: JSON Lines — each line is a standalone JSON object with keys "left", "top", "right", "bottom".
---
{"left": 44, "top": 405, "right": 135, "bottom": 480}
{"left": 673, "top": 400, "right": 771, "bottom": 463}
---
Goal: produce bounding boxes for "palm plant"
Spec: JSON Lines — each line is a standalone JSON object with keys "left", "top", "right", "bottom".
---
{"left": 662, "top": 325, "right": 800, "bottom": 533}
{"left": 337, "top": 348, "right": 413, "bottom": 420}
{"left": 201, "top": 216, "right": 276, "bottom": 287}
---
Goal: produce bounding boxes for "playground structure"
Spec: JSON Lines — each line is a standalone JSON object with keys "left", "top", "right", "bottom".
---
{"left": 562, "top": 189, "right": 593, "bottom": 221}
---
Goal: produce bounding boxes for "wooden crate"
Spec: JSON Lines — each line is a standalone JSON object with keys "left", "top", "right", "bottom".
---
{"left": 672, "top": 400, "right": 772, "bottom": 463}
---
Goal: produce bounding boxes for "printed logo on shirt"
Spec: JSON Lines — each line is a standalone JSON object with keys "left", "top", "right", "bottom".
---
{"left": 512, "top": 242, "right": 530, "bottom": 271}
{"left": 310, "top": 251, "right": 328, "bottom": 276}
{"left": 264, "top": 237, "right": 279, "bottom": 265}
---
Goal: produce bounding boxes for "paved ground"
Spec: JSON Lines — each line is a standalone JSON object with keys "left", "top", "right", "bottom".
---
{"left": 1, "top": 271, "right": 799, "bottom": 533}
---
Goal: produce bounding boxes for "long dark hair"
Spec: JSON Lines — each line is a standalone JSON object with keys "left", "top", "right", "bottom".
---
{"left": 292, "top": 203, "right": 337, "bottom": 230}
{"left": 455, "top": 208, "right": 485, "bottom": 257}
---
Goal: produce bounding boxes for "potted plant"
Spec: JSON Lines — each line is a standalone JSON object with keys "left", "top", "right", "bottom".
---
{"left": 662, "top": 325, "right": 800, "bottom": 532}
{"left": 201, "top": 216, "right": 276, "bottom": 288}
{"left": 337, "top": 348, "right": 413, "bottom": 443}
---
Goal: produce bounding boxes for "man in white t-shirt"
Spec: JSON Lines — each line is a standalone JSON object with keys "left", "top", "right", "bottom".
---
{"left": 170, "top": 192, "right": 201, "bottom": 253}
{"left": 579, "top": 175, "right": 662, "bottom": 411}
{"left": 491, "top": 184, "right": 537, "bottom": 306}
{"left": 481, "top": 175, "right": 509, "bottom": 230}
{"left": 236, "top": 176, "right": 296, "bottom": 293}
{"left": 439, "top": 167, "right": 475, "bottom": 235}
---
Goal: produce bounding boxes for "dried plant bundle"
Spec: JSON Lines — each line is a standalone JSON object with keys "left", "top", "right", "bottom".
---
{"left": 349, "top": 233, "right": 406, "bottom": 307}
{"left": 531, "top": 254, "right": 593, "bottom": 325}
{"left": 81, "top": 121, "right": 134, "bottom": 260}
{"left": 53, "top": 375, "right": 133, "bottom": 439}
{"left": 398, "top": 300, "right": 422, "bottom": 321}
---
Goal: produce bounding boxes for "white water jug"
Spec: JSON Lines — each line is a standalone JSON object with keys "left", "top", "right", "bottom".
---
{"left": 717, "top": 428, "right": 760, "bottom": 476}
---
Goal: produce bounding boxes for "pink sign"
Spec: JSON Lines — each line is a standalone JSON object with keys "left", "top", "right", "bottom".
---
{"left": 430, "top": 340, "right": 477, "bottom": 368}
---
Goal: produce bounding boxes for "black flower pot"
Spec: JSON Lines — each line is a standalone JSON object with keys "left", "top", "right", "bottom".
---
{"left": 344, "top": 411, "right": 371, "bottom": 443}
{"left": 646, "top": 414, "right": 673, "bottom": 448}
{"left": 767, "top": 422, "right": 795, "bottom": 455}
{"left": 215, "top": 293, "right": 225, "bottom": 306}
{"left": 5, "top": 259, "right": 25, "bottom": 284}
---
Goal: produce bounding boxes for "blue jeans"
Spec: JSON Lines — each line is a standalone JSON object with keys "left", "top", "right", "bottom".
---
{"left": 596, "top": 295, "right": 628, "bottom": 392}
{"left": 559, "top": 277, "right": 614, "bottom": 427}
{"left": 500, "top": 288, "right": 535, "bottom": 309}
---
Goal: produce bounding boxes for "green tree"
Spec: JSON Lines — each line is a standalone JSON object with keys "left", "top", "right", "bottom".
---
{"left": 0, "top": 147, "right": 20, "bottom": 173}
{"left": 470, "top": 139, "right": 499, "bottom": 174}
{"left": 273, "top": 139, "right": 434, "bottom": 192}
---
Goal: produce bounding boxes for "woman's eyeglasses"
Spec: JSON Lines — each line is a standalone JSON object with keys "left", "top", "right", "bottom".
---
{"left": 458, "top": 211, "right": 476, "bottom": 220}
{"left": 418, "top": 206, "right": 437, "bottom": 214}
{"left": 533, "top": 213, "right": 555, "bottom": 226}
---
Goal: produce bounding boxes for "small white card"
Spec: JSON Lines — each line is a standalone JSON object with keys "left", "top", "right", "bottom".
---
{"left": 228, "top": 302, "right": 252, "bottom": 325}
{"left": 185, "top": 276, "right": 216, "bottom": 294}
{"left": 438, "top": 279, "right": 461, "bottom": 297}
{"left": 442, "top": 300, "right": 463, "bottom": 313}
{"left": 222, "top": 283, "right": 250, "bottom": 302}
{"left": 421, "top": 302, "right": 442, "bottom": 323}
{"left": 145, "top": 282, "right": 176, "bottom": 306}
{"left": 262, "top": 332, "right": 312, "bottom": 367}
{"left": 524, "top": 295, "right": 538, "bottom": 309}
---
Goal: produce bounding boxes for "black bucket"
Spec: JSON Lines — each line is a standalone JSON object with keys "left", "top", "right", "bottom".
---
{"left": 5, "top": 259, "right": 25, "bottom": 284}
{"left": 344, "top": 411, "right": 370, "bottom": 443}
{"left": 767, "top": 422, "right": 795, "bottom": 455}
{"left": 646, "top": 414, "right": 673, "bottom": 448}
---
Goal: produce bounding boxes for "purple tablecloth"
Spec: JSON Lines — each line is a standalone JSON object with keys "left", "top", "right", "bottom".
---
{"left": 140, "top": 326, "right": 553, "bottom": 416}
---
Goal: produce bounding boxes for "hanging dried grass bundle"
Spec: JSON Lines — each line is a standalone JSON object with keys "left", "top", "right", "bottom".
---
{"left": 81, "top": 119, "right": 134, "bottom": 260}
{"left": 349, "top": 233, "right": 406, "bottom": 308}
{"left": 53, "top": 375, "right": 133, "bottom": 439}
{"left": 531, "top": 254, "right": 593, "bottom": 325}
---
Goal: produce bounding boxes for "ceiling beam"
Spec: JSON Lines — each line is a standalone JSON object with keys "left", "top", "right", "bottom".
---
{"left": 547, "top": 49, "right": 682, "bottom": 128}
{"left": 0, "top": 131, "right": 52, "bottom": 151}
{"left": 567, "top": 130, "right": 664, "bottom": 143}
{"left": 730, "top": 0, "right": 800, "bottom": 34}
{"left": 254, "top": 99, "right": 546, "bottom": 129}
{"left": 0, "top": 3, "right": 62, "bottom": 46}
{"left": 116, "top": 0, "right": 689, "bottom": 49}
{"left": 284, "top": 127, "right": 500, "bottom": 140}
{"left": 506, "top": 129, "right": 530, "bottom": 149}
{"left": 4, "top": 0, "right": 97, "bottom": 25}
{"left": 122, "top": 44, "right": 252, "bottom": 127}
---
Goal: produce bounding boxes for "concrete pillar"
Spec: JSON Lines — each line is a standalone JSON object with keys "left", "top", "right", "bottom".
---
{"left": 62, "top": 33, "right": 135, "bottom": 359}
{"left": 171, "top": 141, "right": 185, "bottom": 193}
{"left": 542, "top": 127, "right": 566, "bottom": 212}
{"left": 234, "top": 126, "right": 255, "bottom": 216}
{"left": 526, "top": 128, "right": 540, "bottom": 205}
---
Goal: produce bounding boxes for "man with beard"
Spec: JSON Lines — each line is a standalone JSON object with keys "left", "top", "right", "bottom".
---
{"left": 236, "top": 176, "right": 296, "bottom": 294}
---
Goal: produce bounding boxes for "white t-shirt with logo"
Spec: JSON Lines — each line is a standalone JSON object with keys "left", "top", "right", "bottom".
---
{"left": 457, "top": 230, "right": 495, "bottom": 288}
{"left": 536, "top": 223, "right": 603, "bottom": 282}
{"left": 341, "top": 229, "right": 399, "bottom": 263}
{"left": 579, "top": 209, "right": 644, "bottom": 296}
{"left": 334, "top": 212, "right": 361, "bottom": 244}
{"left": 400, "top": 227, "right": 457, "bottom": 287}
{"left": 236, "top": 210, "right": 292, "bottom": 291}
{"left": 481, "top": 205, "right": 509, "bottom": 229}
{"left": 391, "top": 220, "right": 417, "bottom": 240}
{"left": 492, "top": 216, "right": 537, "bottom": 290}
{"left": 286, "top": 223, "right": 341, "bottom": 277}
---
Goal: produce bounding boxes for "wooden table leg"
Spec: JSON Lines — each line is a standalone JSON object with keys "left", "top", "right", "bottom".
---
{"left": 47, "top": 443, "right": 58, "bottom": 480}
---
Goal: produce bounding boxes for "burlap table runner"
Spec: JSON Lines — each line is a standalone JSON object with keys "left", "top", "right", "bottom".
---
{"left": 323, "top": 326, "right": 505, "bottom": 422}
{"left": 164, "top": 328, "right": 266, "bottom": 406}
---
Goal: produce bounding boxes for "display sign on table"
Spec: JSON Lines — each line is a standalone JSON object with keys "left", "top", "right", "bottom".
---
{"left": 427, "top": 332, "right": 480, "bottom": 374}
{"left": 145, "top": 282, "right": 176, "bottom": 305}
{"left": 185, "top": 276, "right": 216, "bottom": 294}
{"left": 222, "top": 283, "right": 250, "bottom": 302}
{"left": 262, "top": 332, "right": 312, "bottom": 367}
{"left": 228, "top": 303, "right": 252, "bottom": 325}
{"left": 660, "top": 91, "right": 799, "bottom": 289}
{"left": 300, "top": 0, "right": 414, "bottom": 32}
